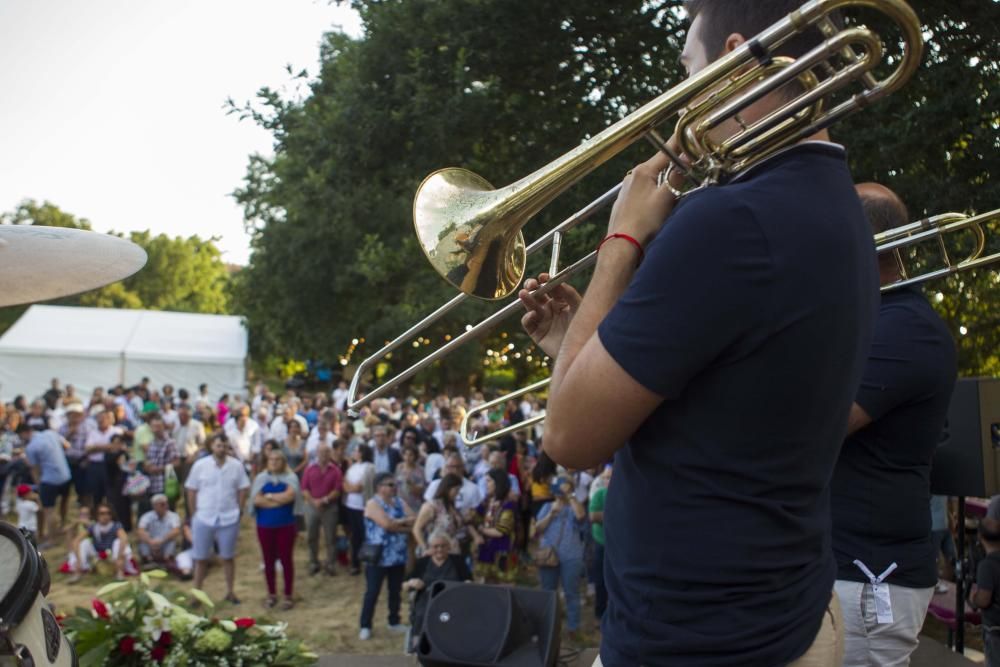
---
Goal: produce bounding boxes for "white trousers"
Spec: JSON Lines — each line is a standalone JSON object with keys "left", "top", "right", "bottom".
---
{"left": 67, "top": 538, "right": 137, "bottom": 574}
{"left": 834, "top": 579, "right": 933, "bottom": 667}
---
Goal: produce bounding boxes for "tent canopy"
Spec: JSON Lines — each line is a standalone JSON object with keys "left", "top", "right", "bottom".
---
{"left": 0, "top": 305, "right": 247, "bottom": 401}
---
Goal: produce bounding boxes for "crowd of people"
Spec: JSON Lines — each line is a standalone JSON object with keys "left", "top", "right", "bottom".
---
{"left": 0, "top": 377, "right": 612, "bottom": 645}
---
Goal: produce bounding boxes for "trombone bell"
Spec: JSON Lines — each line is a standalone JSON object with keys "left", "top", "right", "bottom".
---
{"left": 414, "top": 168, "right": 528, "bottom": 300}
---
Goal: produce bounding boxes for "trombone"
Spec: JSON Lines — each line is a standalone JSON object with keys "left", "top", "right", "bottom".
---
{"left": 461, "top": 208, "right": 1000, "bottom": 447}
{"left": 347, "top": 0, "right": 924, "bottom": 414}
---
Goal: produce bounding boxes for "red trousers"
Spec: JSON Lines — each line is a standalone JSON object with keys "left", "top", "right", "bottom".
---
{"left": 257, "top": 524, "right": 296, "bottom": 597}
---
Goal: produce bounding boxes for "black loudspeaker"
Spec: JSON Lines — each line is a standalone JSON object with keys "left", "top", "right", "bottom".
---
{"left": 930, "top": 377, "right": 1000, "bottom": 497}
{"left": 416, "top": 582, "right": 561, "bottom": 667}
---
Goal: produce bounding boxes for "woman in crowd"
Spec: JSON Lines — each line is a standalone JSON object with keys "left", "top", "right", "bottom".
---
{"left": 282, "top": 419, "right": 308, "bottom": 477}
{"left": 256, "top": 438, "right": 279, "bottom": 477}
{"left": 249, "top": 449, "right": 301, "bottom": 609}
{"left": 475, "top": 469, "right": 517, "bottom": 583}
{"left": 412, "top": 473, "right": 465, "bottom": 557}
{"left": 403, "top": 530, "right": 472, "bottom": 653}
{"left": 343, "top": 444, "right": 375, "bottom": 575}
{"left": 529, "top": 450, "right": 557, "bottom": 518}
{"left": 531, "top": 476, "right": 587, "bottom": 636}
{"left": 394, "top": 444, "right": 425, "bottom": 513}
{"left": 359, "top": 472, "right": 414, "bottom": 641}
{"left": 68, "top": 502, "right": 135, "bottom": 582}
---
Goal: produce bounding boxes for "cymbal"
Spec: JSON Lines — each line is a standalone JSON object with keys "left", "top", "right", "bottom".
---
{"left": 0, "top": 225, "right": 147, "bottom": 307}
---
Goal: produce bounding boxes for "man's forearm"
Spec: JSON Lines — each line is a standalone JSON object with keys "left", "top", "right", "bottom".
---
{"left": 551, "top": 243, "right": 637, "bottom": 396}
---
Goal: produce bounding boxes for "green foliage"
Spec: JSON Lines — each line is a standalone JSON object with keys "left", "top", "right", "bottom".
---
{"left": 235, "top": 0, "right": 1000, "bottom": 389}
{"left": 0, "top": 200, "right": 233, "bottom": 336}
{"left": 232, "top": 0, "right": 685, "bottom": 391}
{"left": 840, "top": 1, "right": 1000, "bottom": 376}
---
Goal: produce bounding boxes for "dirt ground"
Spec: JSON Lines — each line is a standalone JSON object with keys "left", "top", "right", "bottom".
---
{"left": 37, "top": 513, "right": 601, "bottom": 658}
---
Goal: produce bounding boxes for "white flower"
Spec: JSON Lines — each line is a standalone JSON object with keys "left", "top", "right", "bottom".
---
{"left": 142, "top": 613, "right": 171, "bottom": 641}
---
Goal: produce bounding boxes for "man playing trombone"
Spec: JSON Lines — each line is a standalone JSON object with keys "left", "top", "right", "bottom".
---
{"left": 518, "top": 1, "right": 879, "bottom": 665}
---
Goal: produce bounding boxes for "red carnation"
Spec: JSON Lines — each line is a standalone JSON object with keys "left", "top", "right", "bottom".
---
{"left": 92, "top": 599, "right": 110, "bottom": 619}
{"left": 157, "top": 631, "right": 172, "bottom": 646}
{"left": 98, "top": 550, "right": 108, "bottom": 561}
{"left": 151, "top": 645, "right": 167, "bottom": 662}
{"left": 234, "top": 617, "right": 255, "bottom": 629}
{"left": 118, "top": 636, "right": 135, "bottom": 655}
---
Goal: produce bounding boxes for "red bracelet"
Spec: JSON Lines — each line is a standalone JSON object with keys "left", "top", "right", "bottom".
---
{"left": 597, "top": 233, "right": 644, "bottom": 264}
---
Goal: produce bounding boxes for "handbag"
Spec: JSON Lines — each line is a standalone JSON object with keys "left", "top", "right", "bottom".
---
{"left": 359, "top": 542, "right": 383, "bottom": 565}
{"left": 123, "top": 472, "right": 151, "bottom": 498}
{"left": 530, "top": 504, "right": 566, "bottom": 568}
{"left": 164, "top": 464, "right": 180, "bottom": 501}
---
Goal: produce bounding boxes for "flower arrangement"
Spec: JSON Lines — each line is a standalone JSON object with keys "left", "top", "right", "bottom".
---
{"left": 62, "top": 571, "right": 317, "bottom": 667}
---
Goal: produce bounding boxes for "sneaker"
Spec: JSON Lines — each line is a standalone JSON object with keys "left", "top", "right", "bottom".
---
{"left": 387, "top": 623, "right": 408, "bottom": 634}
{"left": 359, "top": 628, "right": 372, "bottom": 641}
{"left": 324, "top": 564, "right": 337, "bottom": 577}
{"left": 309, "top": 563, "right": 321, "bottom": 576}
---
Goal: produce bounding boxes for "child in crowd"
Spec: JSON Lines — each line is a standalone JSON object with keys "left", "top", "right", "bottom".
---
{"left": 15, "top": 484, "right": 39, "bottom": 541}
{"left": 59, "top": 506, "right": 93, "bottom": 575}
{"left": 971, "top": 517, "right": 1000, "bottom": 667}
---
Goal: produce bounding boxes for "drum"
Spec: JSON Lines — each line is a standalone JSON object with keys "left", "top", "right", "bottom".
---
{"left": 0, "top": 521, "right": 76, "bottom": 666}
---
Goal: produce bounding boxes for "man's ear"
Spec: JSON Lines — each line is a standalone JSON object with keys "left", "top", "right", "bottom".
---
{"left": 724, "top": 32, "right": 747, "bottom": 55}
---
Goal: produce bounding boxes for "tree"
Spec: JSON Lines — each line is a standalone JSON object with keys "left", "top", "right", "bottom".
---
{"left": 234, "top": 0, "right": 1000, "bottom": 391}
{"left": 232, "top": 0, "right": 685, "bottom": 391}
{"left": 839, "top": 1, "right": 1000, "bottom": 376}
{"left": 0, "top": 200, "right": 233, "bottom": 336}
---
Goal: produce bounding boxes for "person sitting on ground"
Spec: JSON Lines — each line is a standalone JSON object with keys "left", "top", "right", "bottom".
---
{"left": 403, "top": 530, "right": 473, "bottom": 653}
{"left": 15, "top": 484, "right": 40, "bottom": 542}
{"left": 136, "top": 494, "right": 181, "bottom": 569}
{"left": 971, "top": 517, "right": 1000, "bottom": 667}
{"left": 68, "top": 502, "right": 136, "bottom": 582}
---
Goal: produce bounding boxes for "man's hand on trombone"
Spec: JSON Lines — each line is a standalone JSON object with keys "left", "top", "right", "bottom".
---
{"left": 518, "top": 272, "right": 582, "bottom": 360}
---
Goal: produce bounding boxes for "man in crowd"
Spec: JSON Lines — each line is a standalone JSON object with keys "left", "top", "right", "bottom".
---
{"left": 516, "top": 1, "right": 878, "bottom": 663}
{"left": 20, "top": 422, "right": 72, "bottom": 545}
{"left": 424, "top": 452, "right": 482, "bottom": 514}
{"left": 143, "top": 414, "right": 179, "bottom": 514}
{"left": 831, "top": 184, "right": 957, "bottom": 666}
{"left": 302, "top": 444, "right": 343, "bottom": 576}
{"left": 137, "top": 493, "right": 182, "bottom": 568}
{"left": 59, "top": 403, "right": 92, "bottom": 508}
{"left": 185, "top": 433, "right": 250, "bottom": 604}
{"left": 371, "top": 425, "right": 401, "bottom": 475}
{"left": 224, "top": 405, "right": 259, "bottom": 464}
{"left": 172, "top": 402, "right": 206, "bottom": 477}
{"left": 84, "top": 408, "right": 121, "bottom": 509}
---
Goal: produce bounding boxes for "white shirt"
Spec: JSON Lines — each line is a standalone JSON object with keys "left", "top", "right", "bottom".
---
{"left": 305, "top": 427, "right": 336, "bottom": 463}
{"left": 138, "top": 509, "right": 182, "bottom": 540}
{"left": 332, "top": 387, "right": 349, "bottom": 411}
{"left": 223, "top": 419, "right": 259, "bottom": 461}
{"left": 184, "top": 455, "right": 250, "bottom": 526}
{"left": 424, "top": 477, "right": 483, "bottom": 512}
{"left": 424, "top": 452, "right": 445, "bottom": 483}
{"left": 85, "top": 425, "right": 122, "bottom": 462}
{"left": 16, "top": 498, "right": 38, "bottom": 532}
{"left": 344, "top": 461, "right": 374, "bottom": 511}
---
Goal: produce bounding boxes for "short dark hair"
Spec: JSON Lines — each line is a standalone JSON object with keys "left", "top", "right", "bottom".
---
{"left": 374, "top": 471, "right": 395, "bottom": 489}
{"left": 685, "top": 0, "right": 839, "bottom": 61}
{"left": 357, "top": 443, "right": 374, "bottom": 463}
{"left": 859, "top": 191, "right": 909, "bottom": 236}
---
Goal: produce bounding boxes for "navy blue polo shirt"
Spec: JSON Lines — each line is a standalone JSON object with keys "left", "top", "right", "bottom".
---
{"left": 831, "top": 286, "right": 956, "bottom": 589}
{"left": 597, "top": 143, "right": 878, "bottom": 666}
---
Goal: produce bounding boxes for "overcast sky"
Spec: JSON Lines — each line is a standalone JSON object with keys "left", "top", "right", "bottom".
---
{"left": 0, "top": 0, "right": 362, "bottom": 265}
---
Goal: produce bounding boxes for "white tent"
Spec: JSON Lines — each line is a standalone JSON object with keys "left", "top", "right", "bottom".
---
{"left": 0, "top": 305, "right": 247, "bottom": 401}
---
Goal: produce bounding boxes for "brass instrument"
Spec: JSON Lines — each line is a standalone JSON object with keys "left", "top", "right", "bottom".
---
{"left": 347, "top": 0, "right": 924, "bottom": 414}
{"left": 461, "top": 208, "right": 1000, "bottom": 447}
